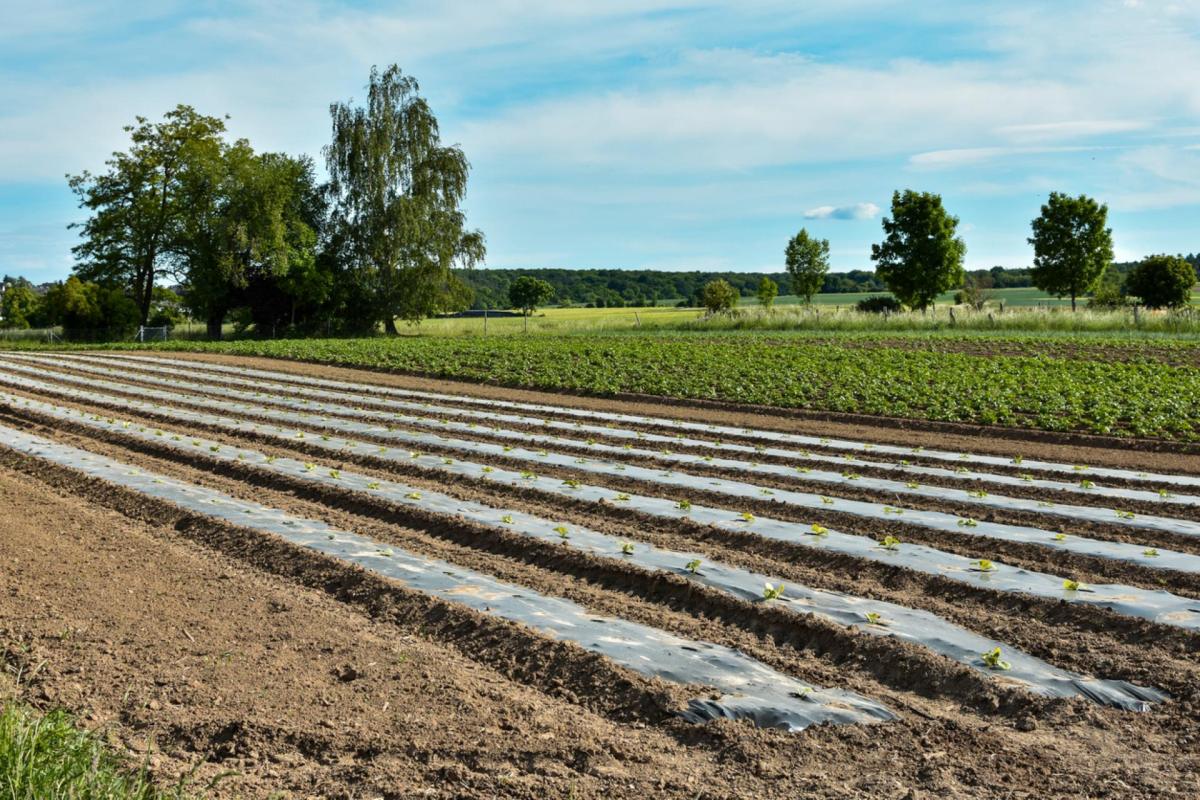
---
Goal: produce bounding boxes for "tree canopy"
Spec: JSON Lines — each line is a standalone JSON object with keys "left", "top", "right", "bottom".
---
{"left": 1028, "top": 192, "right": 1113, "bottom": 311}
{"left": 325, "top": 64, "right": 485, "bottom": 333}
{"left": 508, "top": 276, "right": 555, "bottom": 315}
{"left": 870, "top": 190, "right": 966, "bottom": 310}
{"left": 784, "top": 229, "right": 830, "bottom": 303}
{"left": 756, "top": 276, "right": 778, "bottom": 309}
{"left": 700, "top": 279, "right": 738, "bottom": 313}
{"left": 1125, "top": 254, "right": 1197, "bottom": 308}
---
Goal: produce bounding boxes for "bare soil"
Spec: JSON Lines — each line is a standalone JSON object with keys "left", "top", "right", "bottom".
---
{"left": 3, "top": 352, "right": 1200, "bottom": 798}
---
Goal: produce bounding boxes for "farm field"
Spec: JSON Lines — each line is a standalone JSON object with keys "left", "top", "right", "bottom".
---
{"left": 2, "top": 350, "right": 1200, "bottom": 797}
{"left": 39, "top": 332, "right": 1200, "bottom": 440}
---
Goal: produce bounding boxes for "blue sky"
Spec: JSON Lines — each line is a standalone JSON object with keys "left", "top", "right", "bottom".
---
{"left": 2, "top": 0, "right": 1199, "bottom": 283}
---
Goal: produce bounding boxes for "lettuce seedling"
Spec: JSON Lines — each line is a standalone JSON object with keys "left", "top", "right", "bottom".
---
{"left": 973, "top": 559, "right": 997, "bottom": 572}
{"left": 740, "top": 512, "right": 756, "bottom": 523}
{"left": 957, "top": 518, "right": 978, "bottom": 528}
{"left": 762, "top": 583, "right": 785, "bottom": 601}
{"left": 685, "top": 558, "right": 701, "bottom": 574}
{"left": 981, "top": 647, "right": 1011, "bottom": 670}
{"left": 810, "top": 523, "right": 829, "bottom": 536}
{"left": 501, "top": 514, "right": 514, "bottom": 524}
{"left": 1062, "top": 578, "right": 1085, "bottom": 592}
{"left": 405, "top": 491, "right": 421, "bottom": 500}
{"left": 621, "top": 542, "right": 635, "bottom": 555}
{"left": 676, "top": 499, "right": 692, "bottom": 511}
{"left": 554, "top": 525, "right": 570, "bottom": 539}
{"left": 1143, "top": 548, "right": 1160, "bottom": 557}
{"left": 864, "top": 612, "right": 885, "bottom": 626}
{"left": 878, "top": 535, "right": 901, "bottom": 551}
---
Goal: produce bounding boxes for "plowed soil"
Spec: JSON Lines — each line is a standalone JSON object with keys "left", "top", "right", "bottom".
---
{"left": 2, "top": 351, "right": 1200, "bottom": 799}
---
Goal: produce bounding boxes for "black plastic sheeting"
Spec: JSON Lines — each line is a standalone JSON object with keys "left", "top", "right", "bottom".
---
{"left": 78, "top": 352, "right": 1200, "bottom": 489}
{"left": 53, "top": 352, "right": 1198, "bottom": 510}
{"left": 0, "top": 424, "right": 896, "bottom": 732}
{"left": 5, "top": 360, "right": 1200, "bottom": 580}
{"left": 4, "top": 370, "right": 1200, "bottom": 633}
{"left": 0, "top": 390, "right": 1168, "bottom": 710}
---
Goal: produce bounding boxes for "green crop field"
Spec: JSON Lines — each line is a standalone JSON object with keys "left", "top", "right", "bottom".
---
{"left": 43, "top": 332, "right": 1199, "bottom": 441}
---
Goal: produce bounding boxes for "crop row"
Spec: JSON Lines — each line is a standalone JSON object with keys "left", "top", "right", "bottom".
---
{"left": 34, "top": 335, "right": 1200, "bottom": 439}
{"left": 5, "top": 371, "right": 1200, "bottom": 632}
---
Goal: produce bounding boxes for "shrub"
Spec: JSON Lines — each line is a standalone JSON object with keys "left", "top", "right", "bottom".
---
{"left": 700, "top": 279, "right": 739, "bottom": 314}
{"left": 856, "top": 295, "right": 903, "bottom": 314}
{"left": 1125, "top": 254, "right": 1197, "bottom": 309}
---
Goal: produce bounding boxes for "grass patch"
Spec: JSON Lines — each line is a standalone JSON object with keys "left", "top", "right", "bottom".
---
{"left": 0, "top": 701, "right": 198, "bottom": 799}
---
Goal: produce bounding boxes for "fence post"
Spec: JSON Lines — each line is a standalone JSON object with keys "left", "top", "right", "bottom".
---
{"left": 483, "top": 307, "right": 488, "bottom": 335}
{"left": 634, "top": 311, "right": 641, "bottom": 328}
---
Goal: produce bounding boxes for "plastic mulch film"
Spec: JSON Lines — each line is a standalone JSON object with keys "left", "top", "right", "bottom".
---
{"left": 3, "top": 362, "right": 1199, "bottom": 575}
{"left": 0, "top": 423, "right": 896, "bottom": 732}
{"left": 0, "top": 392, "right": 1168, "bottom": 710}
{"left": 78, "top": 352, "right": 1200, "bottom": 489}
{"left": 3, "top": 375, "right": 1200, "bottom": 634}
{"left": 43, "top": 353, "right": 1200, "bottom": 509}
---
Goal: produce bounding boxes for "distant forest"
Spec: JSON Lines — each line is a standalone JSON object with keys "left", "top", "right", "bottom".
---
{"left": 456, "top": 257, "right": 1200, "bottom": 309}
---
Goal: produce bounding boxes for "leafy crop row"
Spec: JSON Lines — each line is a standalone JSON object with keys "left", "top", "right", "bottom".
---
{"left": 41, "top": 335, "right": 1200, "bottom": 439}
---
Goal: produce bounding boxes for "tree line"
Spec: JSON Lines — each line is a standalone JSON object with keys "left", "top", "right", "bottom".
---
{"left": 1, "top": 65, "right": 482, "bottom": 339}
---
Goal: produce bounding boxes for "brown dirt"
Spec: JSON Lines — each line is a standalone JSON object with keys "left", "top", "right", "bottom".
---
{"left": 4, "top": 352, "right": 1200, "bottom": 797}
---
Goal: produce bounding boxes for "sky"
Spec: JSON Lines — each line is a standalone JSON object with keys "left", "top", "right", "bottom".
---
{"left": 1, "top": 0, "right": 1199, "bottom": 283}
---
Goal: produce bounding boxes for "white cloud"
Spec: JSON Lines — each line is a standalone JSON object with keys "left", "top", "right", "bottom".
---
{"left": 804, "top": 202, "right": 880, "bottom": 220}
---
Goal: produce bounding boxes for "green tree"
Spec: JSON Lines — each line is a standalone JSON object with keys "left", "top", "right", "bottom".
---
{"left": 1, "top": 280, "right": 41, "bottom": 329}
{"left": 700, "top": 279, "right": 739, "bottom": 313}
{"left": 508, "top": 276, "right": 555, "bottom": 315}
{"left": 326, "top": 65, "right": 485, "bottom": 334}
{"left": 1124, "top": 254, "right": 1197, "bottom": 309}
{"left": 42, "top": 277, "right": 139, "bottom": 340}
{"left": 178, "top": 142, "right": 320, "bottom": 338}
{"left": 784, "top": 229, "right": 830, "bottom": 303}
{"left": 1028, "top": 192, "right": 1113, "bottom": 311}
{"left": 871, "top": 190, "right": 966, "bottom": 310}
{"left": 756, "top": 276, "right": 778, "bottom": 309}
{"left": 67, "top": 105, "right": 228, "bottom": 326}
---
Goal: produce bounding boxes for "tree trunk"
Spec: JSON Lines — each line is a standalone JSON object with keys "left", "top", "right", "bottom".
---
{"left": 384, "top": 317, "right": 399, "bottom": 335}
{"left": 1071, "top": 292, "right": 1077, "bottom": 312}
{"left": 206, "top": 313, "right": 223, "bottom": 340}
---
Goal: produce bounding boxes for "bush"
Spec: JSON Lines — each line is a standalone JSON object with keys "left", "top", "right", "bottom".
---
{"left": 700, "top": 279, "right": 739, "bottom": 314}
{"left": 1125, "top": 254, "right": 1197, "bottom": 309}
{"left": 1087, "top": 283, "right": 1127, "bottom": 310}
{"left": 856, "top": 295, "right": 903, "bottom": 314}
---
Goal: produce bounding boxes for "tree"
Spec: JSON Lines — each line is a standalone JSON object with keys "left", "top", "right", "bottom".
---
{"left": 784, "top": 229, "right": 830, "bottom": 303}
{"left": 41, "top": 276, "right": 139, "bottom": 340}
{"left": 0, "top": 280, "right": 41, "bottom": 329}
{"left": 956, "top": 272, "right": 994, "bottom": 310}
{"left": 68, "top": 105, "right": 228, "bottom": 326}
{"left": 1028, "top": 192, "right": 1113, "bottom": 311}
{"left": 871, "top": 190, "right": 966, "bottom": 310}
{"left": 700, "top": 279, "right": 738, "bottom": 313}
{"left": 326, "top": 65, "right": 485, "bottom": 334}
{"left": 756, "top": 276, "right": 778, "bottom": 309}
{"left": 177, "top": 143, "right": 321, "bottom": 338}
{"left": 508, "top": 276, "right": 554, "bottom": 316}
{"left": 1125, "top": 254, "right": 1197, "bottom": 309}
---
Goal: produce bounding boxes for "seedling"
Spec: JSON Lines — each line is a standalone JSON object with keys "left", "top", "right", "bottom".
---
{"left": 740, "top": 512, "right": 755, "bottom": 523}
{"left": 957, "top": 518, "right": 978, "bottom": 528}
{"left": 209, "top": 445, "right": 220, "bottom": 452}
{"left": 676, "top": 499, "right": 692, "bottom": 511}
{"left": 762, "top": 583, "right": 785, "bottom": 601}
{"left": 1115, "top": 509, "right": 1135, "bottom": 520}
{"left": 1073, "top": 464, "right": 1088, "bottom": 472}
{"left": 967, "top": 490, "right": 988, "bottom": 499}
{"left": 405, "top": 491, "right": 421, "bottom": 500}
{"left": 441, "top": 457, "right": 454, "bottom": 465}
{"left": 613, "top": 493, "right": 631, "bottom": 502}
{"left": 878, "top": 535, "right": 901, "bottom": 551}
{"left": 620, "top": 542, "right": 635, "bottom": 555}
{"left": 809, "top": 523, "right": 829, "bottom": 536}
{"left": 759, "top": 488, "right": 774, "bottom": 496}
{"left": 1020, "top": 473, "right": 1034, "bottom": 482}
{"left": 842, "top": 471, "right": 861, "bottom": 480}
{"left": 554, "top": 525, "right": 570, "bottom": 539}
{"left": 304, "top": 463, "right": 316, "bottom": 472}
{"left": 328, "top": 470, "right": 340, "bottom": 479}
{"left": 265, "top": 455, "right": 277, "bottom": 464}
{"left": 1079, "top": 479, "right": 1095, "bottom": 489}
{"left": 1012, "top": 455, "right": 1023, "bottom": 465}
{"left": 794, "top": 466, "right": 811, "bottom": 474}
{"left": 981, "top": 647, "right": 1011, "bottom": 671}
{"left": 820, "top": 496, "right": 835, "bottom": 505}
{"left": 482, "top": 466, "right": 494, "bottom": 474}
{"left": 501, "top": 514, "right": 514, "bottom": 524}
{"left": 685, "top": 559, "right": 701, "bottom": 574}
{"left": 521, "top": 471, "right": 537, "bottom": 479}
{"left": 973, "top": 559, "right": 997, "bottom": 573}
{"left": 1062, "top": 578, "right": 1085, "bottom": 592}
{"left": 883, "top": 506, "right": 903, "bottom": 515}
{"left": 1144, "top": 548, "right": 1160, "bottom": 557}
{"left": 1053, "top": 533, "right": 1067, "bottom": 541}
{"left": 367, "top": 482, "right": 381, "bottom": 490}
{"left": 1158, "top": 489, "right": 1172, "bottom": 498}
{"left": 905, "top": 482, "right": 919, "bottom": 489}
{"left": 864, "top": 612, "right": 885, "bottom": 626}
{"left": 562, "top": 479, "right": 581, "bottom": 489}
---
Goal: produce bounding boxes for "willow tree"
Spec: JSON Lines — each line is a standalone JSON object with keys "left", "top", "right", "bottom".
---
{"left": 325, "top": 65, "right": 485, "bottom": 333}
